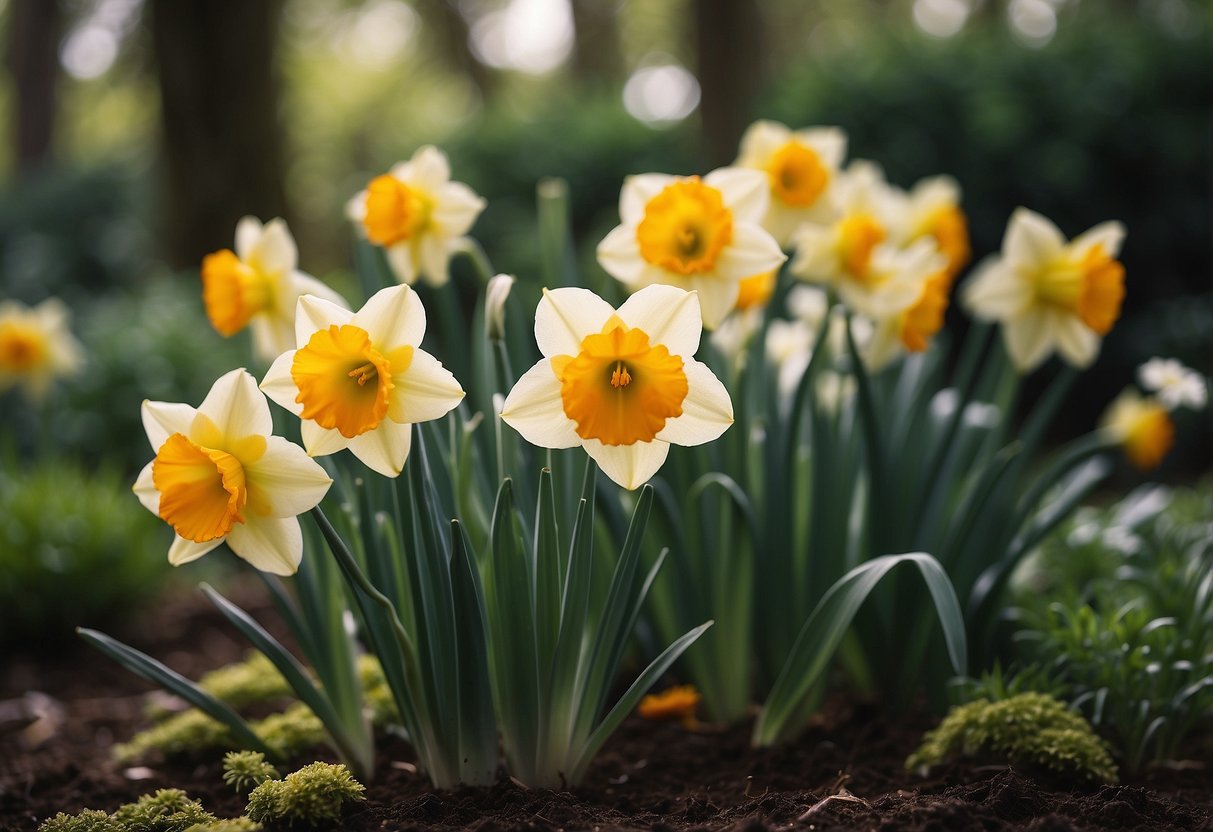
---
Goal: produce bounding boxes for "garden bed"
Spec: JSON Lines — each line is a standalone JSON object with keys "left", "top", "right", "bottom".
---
{"left": 2, "top": 586, "right": 1209, "bottom": 832}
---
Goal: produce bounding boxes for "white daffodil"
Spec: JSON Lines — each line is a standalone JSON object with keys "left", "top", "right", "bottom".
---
{"left": 963, "top": 208, "right": 1126, "bottom": 373}
{"left": 1137, "top": 357, "right": 1207, "bottom": 411}
{"left": 596, "top": 169, "right": 786, "bottom": 331}
{"left": 0, "top": 297, "right": 83, "bottom": 401}
{"left": 1100, "top": 389, "right": 1174, "bottom": 471}
{"left": 500, "top": 285, "right": 733, "bottom": 490}
{"left": 735, "top": 119, "right": 847, "bottom": 246}
{"left": 261, "top": 284, "right": 465, "bottom": 477}
{"left": 891, "top": 175, "right": 970, "bottom": 282}
{"left": 133, "top": 369, "right": 332, "bottom": 575}
{"left": 201, "top": 217, "right": 347, "bottom": 364}
{"left": 863, "top": 241, "right": 952, "bottom": 371}
{"left": 347, "top": 145, "right": 486, "bottom": 287}
{"left": 710, "top": 270, "right": 779, "bottom": 363}
{"left": 790, "top": 161, "right": 919, "bottom": 320}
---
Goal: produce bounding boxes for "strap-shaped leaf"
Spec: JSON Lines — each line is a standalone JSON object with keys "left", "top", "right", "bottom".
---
{"left": 78, "top": 627, "right": 271, "bottom": 757}
{"left": 754, "top": 553, "right": 966, "bottom": 746}
{"left": 450, "top": 520, "right": 498, "bottom": 784}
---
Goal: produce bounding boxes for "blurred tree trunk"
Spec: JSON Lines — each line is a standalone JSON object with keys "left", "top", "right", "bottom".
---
{"left": 693, "top": 0, "right": 766, "bottom": 168}
{"left": 571, "top": 0, "right": 622, "bottom": 83}
{"left": 6, "top": 0, "right": 62, "bottom": 173}
{"left": 414, "top": 0, "right": 496, "bottom": 100}
{"left": 150, "top": 0, "right": 288, "bottom": 269}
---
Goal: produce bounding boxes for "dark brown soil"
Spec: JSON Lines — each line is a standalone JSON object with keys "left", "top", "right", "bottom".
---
{"left": 2, "top": 581, "right": 1210, "bottom": 832}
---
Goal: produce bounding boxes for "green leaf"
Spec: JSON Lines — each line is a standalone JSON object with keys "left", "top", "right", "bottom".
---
{"left": 449, "top": 520, "right": 498, "bottom": 784}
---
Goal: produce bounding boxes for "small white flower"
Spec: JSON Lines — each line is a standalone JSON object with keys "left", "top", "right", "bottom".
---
{"left": 0, "top": 297, "right": 83, "bottom": 401}
{"left": 485, "top": 273, "right": 516, "bottom": 341}
{"left": 1137, "top": 357, "right": 1207, "bottom": 411}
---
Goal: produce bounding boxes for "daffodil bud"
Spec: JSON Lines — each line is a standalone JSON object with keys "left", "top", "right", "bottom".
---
{"left": 485, "top": 273, "right": 515, "bottom": 342}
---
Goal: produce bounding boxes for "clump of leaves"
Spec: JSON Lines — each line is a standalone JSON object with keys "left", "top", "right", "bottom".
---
{"left": 222, "top": 751, "right": 280, "bottom": 794}
{"left": 182, "top": 821, "right": 262, "bottom": 832}
{"left": 245, "top": 763, "right": 365, "bottom": 827}
{"left": 38, "top": 810, "right": 118, "bottom": 832}
{"left": 109, "top": 789, "right": 215, "bottom": 832}
{"left": 198, "top": 654, "right": 291, "bottom": 710}
{"left": 254, "top": 702, "right": 327, "bottom": 758}
{"left": 115, "top": 710, "right": 234, "bottom": 763}
{"left": 907, "top": 693, "right": 1117, "bottom": 784}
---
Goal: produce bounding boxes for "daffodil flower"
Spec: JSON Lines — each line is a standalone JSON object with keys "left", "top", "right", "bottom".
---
{"left": 894, "top": 175, "right": 970, "bottom": 282}
{"left": 347, "top": 146, "right": 486, "bottom": 287}
{"left": 596, "top": 169, "right": 786, "bottom": 331}
{"left": 0, "top": 297, "right": 83, "bottom": 401}
{"left": 260, "top": 284, "right": 465, "bottom": 477}
{"left": 133, "top": 369, "right": 332, "bottom": 575}
{"left": 864, "top": 241, "right": 952, "bottom": 370}
{"left": 734, "top": 119, "right": 847, "bottom": 246}
{"left": 500, "top": 285, "right": 733, "bottom": 490}
{"left": 1100, "top": 389, "right": 1174, "bottom": 470}
{"left": 1137, "top": 357, "right": 1207, "bottom": 411}
{"left": 202, "top": 217, "right": 347, "bottom": 364}
{"left": 963, "top": 208, "right": 1126, "bottom": 373}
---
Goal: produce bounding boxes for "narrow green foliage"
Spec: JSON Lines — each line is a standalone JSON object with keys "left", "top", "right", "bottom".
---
{"left": 182, "top": 821, "right": 262, "bottom": 832}
{"left": 356, "top": 654, "right": 399, "bottom": 726}
{"left": 222, "top": 751, "right": 280, "bottom": 794}
{"left": 38, "top": 810, "right": 118, "bottom": 832}
{"left": 109, "top": 789, "right": 216, "bottom": 832}
{"left": 252, "top": 702, "right": 327, "bottom": 757}
{"left": 245, "top": 763, "right": 366, "bottom": 827}
{"left": 907, "top": 693, "right": 1117, "bottom": 784}
{"left": 115, "top": 710, "right": 233, "bottom": 763}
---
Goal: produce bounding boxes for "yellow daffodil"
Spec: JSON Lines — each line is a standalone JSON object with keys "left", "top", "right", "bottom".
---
{"left": 790, "top": 162, "right": 923, "bottom": 320}
{"left": 1138, "top": 358, "right": 1207, "bottom": 411}
{"left": 202, "top": 217, "right": 347, "bottom": 364}
{"left": 709, "top": 270, "right": 779, "bottom": 363}
{"left": 963, "top": 208, "right": 1126, "bottom": 373}
{"left": 596, "top": 169, "right": 786, "bottom": 331}
{"left": 260, "top": 284, "right": 465, "bottom": 477}
{"left": 133, "top": 369, "right": 332, "bottom": 575}
{"left": 864, "top": 242, "right": 952, "bottom": 370}
{"left": 500, "top": 285, "right": 733, "bottom": 490}
{"left": 347, "top": 146, "right": 486, "bottom": 287}
{"left": 1100, "top": 389, "right": 1174, "bottom": 470}
{"left": 0, "top": 298, "right": 83, "bottom": 401}
{"left": 894, "top": 175, "right": 970, "bottom": 283}
{"left": 734, "top": 119, "right": 847, "bottom": 246}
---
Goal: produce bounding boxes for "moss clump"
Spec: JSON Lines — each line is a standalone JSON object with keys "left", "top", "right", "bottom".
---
{"left": 115, "top": 709, "right": 235, "bottom": 763}
{"left": 252, "top": 702, "right": 327, "bottom": 757}
{"left": 222, "top": 751, "right": 280, "bottom": 794}
{"left": 38, "top": 810, "right": 118, "bottom": 832}
{"left": 182, "top": 820, "right": 262, "bottom": 832}
{"left": 245, "top": 763, "right": 366, "bottom": 826}
{"left": 907, "top": 693, "right": 1118, "bottom": 784}
{"left": 198, "top": 653, "right": 291, "bottom": 709}
{"left": 109, "top": 789, "right": 215, "bottom": 832}
{"left": 357, "top": 654, "right": 399, "bottom": 726}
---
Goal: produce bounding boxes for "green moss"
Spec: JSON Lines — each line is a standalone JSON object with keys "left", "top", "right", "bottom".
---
{"left": 222, "top": 751, "right": 280, "bottom": 794}
{"left": 245, "top": 763, "right": 366, "bottom": 827}
{"left": 38, "top": 810, "right": 118, "bottom": 832}
{"left": 181, "top": 820, "right": 262, "bottom": 832}
{"left": 109, "top": 789, "right": 215, "bottom": 832}
{"left": 115, "top": 709, "right": 235, "bottom": 763}
{"left": 198, "top": 654, "right": 291, "bottom": 709}
{"left": 252, "top": 702, "right": 327, "bottom": 757}
{"left": 907, "top": 693, "right": 1117, "bottom": 784}
{"left": 357, "top": 654, "right": 399, "bottom": 726}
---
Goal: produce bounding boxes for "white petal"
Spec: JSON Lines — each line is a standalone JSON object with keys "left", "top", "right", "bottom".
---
{"left": 962, "top": 259, "right": 1032, "bottom": 320}
{"left": 615, "top": 285, "right": 703, "bottom": 357}
{"left": 260, "top": 351, "right": 303, "bottom": 415}
{"left": 711, "top": 222, "right": 787, "bottom": 281}
{"left": 406, "top": 145, "right": 451, "bottom": 190}
{"left": 1004, "top": 208, "right": 1064, "bottom": 269}
{"left": 1053, "top": 313, "right": 1101, "bottom": 369}
{"left": 168, "top": 535, "right": 223, "bottom": 566}
{"left": 301, "top": 419, "right": 352, "bottom": 457}
{"left": 417, "top": 234, "right": 451, "bottom": 287}
{"left": 800, "top": 126, "right": 847, "bottom": 168}
{"left": 1069, "top": 220, "right": 1126, "bottom": 259}
{"left": 584, "top": 439, "right": 670, "bottom": 491}
{"left": 597, "top": 224, "right": 649, "bottom": 286}
{"left": 195, "top": 369, "right": 272, "bottom": 441}
{"left": 1002, "top": 308, "right": 1055, "bottom": 373}
{"left": 705, "top": 167, "right": 769, "bottom": 223}
{"left": 346, "top": 190, "right": 368, "bottom": 224}
{"left": 390, "top": 349, "right": 465, "bottom": 423}
{"left": 354, "top": 284, "right": 426, "bottom": 350}
{"left": 534, "top": 287, "right": 615, "bottom": 358}
{"left": 348, "top": 419, "right": 413, "bottom": 477}
{"left": 433, "top": 182, "right": 485, "bottom": 236}
{"left": 655, "top": 359, "right": 733, "bottom": 445}
{"left": 245, "top": 436, "right": 332, "bottom": 517}
{"left": 687, "top": 276, "right": 740, "bottom": 331}
{"left": 235, "top": 216, "right": 262, "bottom": 261}
{"left": 385, "top": 243, "right": 418, "bottom": 285}
{"left": 142, "top": 400, "right": 197, "bottom": 450}
{"left": 290, "top": 271, "right": 348, "bottom": 310}
{"left": 254, "top": 218, "right": 297, "bottom": 275}
{"left": 226, "top": 515, "right": 302, "bottom": 575}
{"left": 249, "top": 316, "right": 293, "bottom": 366}
{"left": 736, "top": 120, "right": 790, "bottom": 166}
{"left": 296, "top": 294, "right": 353, "bottom": 347}
{"left": 133, "top": 462, "right": 160, "bottom": 515}
{"left": 620, "top": 174, "right": 675, "bottom": 223}
{"left": 499, "top": 359, "right": 582, "bottom": 449}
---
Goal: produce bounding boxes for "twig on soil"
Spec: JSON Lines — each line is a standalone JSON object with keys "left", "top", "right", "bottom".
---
{"left": 797, "top": 787, "right": 871, "bottom": 821}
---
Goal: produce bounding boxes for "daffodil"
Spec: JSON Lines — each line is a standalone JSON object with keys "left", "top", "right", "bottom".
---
{"left": 963, "top": 208, "right": 1126, "bottom": 373}
{"left": 133, "top": 369, "right": 332, "bottom": 575}
{"left": 500, "top": 285, "right": 733, "bottom": 490}
{"left": 202, "top": 217, "right": 347, "bottom": 364}
{"left": 0, "top": 298, "right": 83, "bottom": 401}
{"left": 347, "top": 145, "right": 486, "bottom": 287}
{"left": 1100, "top": 389, "right": 1174, "bottom": 470}
{"left": 260, "top": 284, "right": 465, "bottom": 477}
{"left": 734, "top": 120, "right": 847, "bottom": 247}
{"left": 863, "top": 242, "right": 952, "bottom": 370}
{"left": 596, "top": 169, "right": 786, "bottom": 331}
{"left": 894, "top": 175, "right": 970, "bottom": 282}
{"left": 1137, "top": 357, "right": 1207, "bottom": 411}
